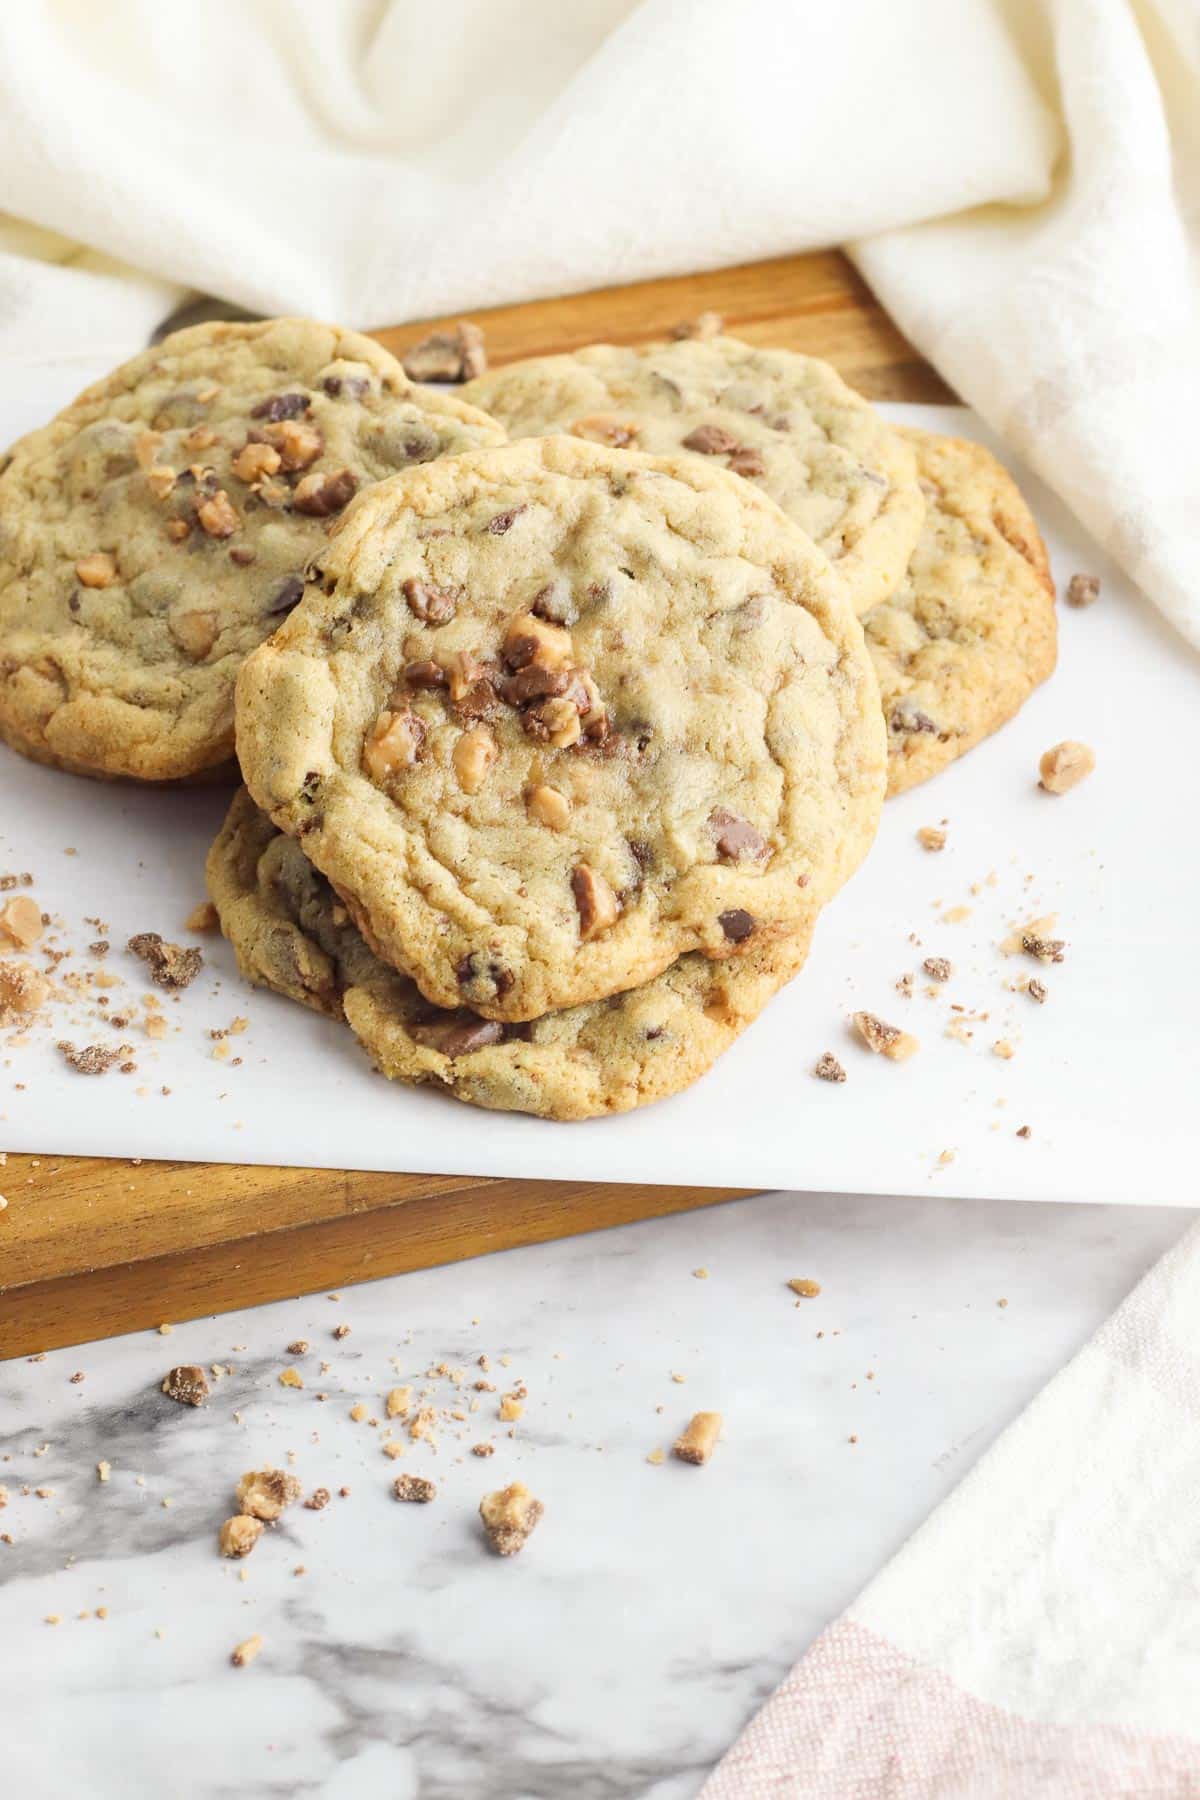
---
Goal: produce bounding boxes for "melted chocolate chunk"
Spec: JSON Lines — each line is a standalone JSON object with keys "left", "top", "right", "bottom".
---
{"left": 710, "top": 808, "right": 769, "bottom": 864}
{"left": 266, "top": 575, "right": 305, "bottom": 615}
{"left": 718, "top": 908, "right": 756, "bottom": 943}
{"left": 402, "top": 578, "right": 459, "bottom": 625}
{"left": 410, "top": 1014, "right": 504, "bottom": 1057}
{"left": 322, "top": 375, "right": 369, "bottom": 400}
{"left": 251, "top": 392, "right": 311, "bottom": 422}
{"left": 497, "top": 667, "right": 571, "bottom": 706}
{"left": 456, "top": 953, "right": 514, "bottom": 1002}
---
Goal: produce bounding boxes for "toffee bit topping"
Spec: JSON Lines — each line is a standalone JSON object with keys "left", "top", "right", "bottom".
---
{"left": 75, "top": 553, "right": 117, "bottom": 589}
{"left": 260, "top": 418, "right": 323, "bottom": 470}
{"left": 161, "top": 1364, "right": 210, "bottom": 1407}
{"left": 402, "top": 577, "right": 459, "bottom": 625}
{"left": 479, "top": 1481, "right": 543, "bottom": 1556}
{"left": 709, "top": 808, "right": 769, "bottom": 864}
{"left": 293, "top": 468, "right": 358, "bottom": 516}
{"left": 682, "top": 423, "right": 740, "bottom": 455}
{"left": 0, "top": 894, "right": 44, "bottom": 948}
{"left": 1066, "top": 572, "right": 1100, "bottom": 608}
{"left": 452, "top": 724, "right": 498, "bottom": 794}
{"left": 571, "top": 864, "right": 620, "bottom": 940}
{"left": 717, "top": 908, "right": 756, "bottom": 943}
{"left": 569, "top": 413, "right": 640, "bottom": 447}
{"left": 250, "top": 392, "right": 310, "bottom": 422}
{"left": 403, "top": 658, "right": 448, "bottom": 689}
{"left": 852, "top": 1011, "right": 919, "bottom": 1061}
{"left": 196, "top": 490, "right": 240, "bottom": 539}
{"left": 401, "top": 320, "right": 487, "bottom": 384}
{"left": 232, "top": 442, "right": 281, "bottom": 484}
{"left": 392, "top": 1474, "right": 437, "bottom": 1504}
{"left": 526, "top": 784, "right": 570, "bottom": 830}
{"left": 0, "top": 960, "right": 48, "bottom": 1014}
{"left": 1038, "top": 740, "right": 1096, "bottom": 795}
{"left": 525, "top": 696, "right": 582, "bottom": 748}
{"left": 813, "top": 1052, "right": 846, "bottom": 1083}
{"left": 923, "top": 956, "right": 952, "bottom": 982}
{"left": 672, "top": 1411, "right": 722, "bottom": 1465}
{"left": 127, "top": 932, "right": 203, "bottom": 990}
{"left": 410, "top": 1014, "right": 504, "bottom": 1057}
{"left": 502, "top": 611, "right": 573, "bottom": 674}
{"left": 363, "top": 708, "right": 426, "bottom": 781}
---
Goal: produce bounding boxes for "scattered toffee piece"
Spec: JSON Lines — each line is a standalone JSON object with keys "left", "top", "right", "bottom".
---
{"left": 1022, "top": 933, "right": 1065, "bottom": 965}
{"left": 1066, "top": 573, "right": 1100, "bottom": 608}
{"left": 479, "top": 1481, "right": 543, "bottom": 1556}
{"left": 161, "top": 1364, "right": 210, "bottom": 1407}
{"left": 1027, "top": 978, "right": 1048, "bottom": 1004}
{"left": 852, "top": 1011, "right": 919, "bottom": 1061}
{"left": 923, "top": 957, "right": 952, "bottom": 982}
{"left": 236, "top": 1468, "right": 302, "bottom": 1521}
{"left": 813, "top": 1052, "right": 846, "bottom": 1084}
{"left": 916, "top": 826, "right": 946, "bottom": 852}
{"left": 219, "top": 1516, "right": 262, "bottom": 1558}
{"left": 127, "top": 932, "right": 203, "bottom": 990}
{"left": 402, "top": 578, "right": 459, "bottom": 625}
{"left": 672, "top": 1411, "right": 722, "bottom": 1465}
{"left": 1038, "top": 740, "right": 1095, "bottom": 795}
{"left": 788, "top": 1278, "right": 821, "bottom": 1297}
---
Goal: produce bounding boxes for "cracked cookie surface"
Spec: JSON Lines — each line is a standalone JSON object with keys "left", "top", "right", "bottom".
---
{"left": 235, "top": 436, "right": 885, "bottom": 1022}
{"left": 463, "top": 336, "right": 924, "bottom": 615}
{"left": 207, "top": 790, "right": 813, "bottom": 1121}
{"left": 865, "top": 431, "right": 1056, "bottom": 796}
{"left": 0, "top": 318, "right": 503, "bottom": 780}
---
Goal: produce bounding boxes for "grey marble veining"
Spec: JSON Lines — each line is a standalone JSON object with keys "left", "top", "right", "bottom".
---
{"left": 0, "top": 1189, "right": 1191, "bottom": 1799}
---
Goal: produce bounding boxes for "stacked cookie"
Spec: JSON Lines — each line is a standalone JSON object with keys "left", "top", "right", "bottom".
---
{"left": 0, "top": 319, "right": 1057, "bottom": 1119}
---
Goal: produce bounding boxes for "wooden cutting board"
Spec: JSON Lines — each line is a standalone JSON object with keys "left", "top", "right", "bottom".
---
{"left": 0, "top": 250, "right": 949, "bottom": 1357}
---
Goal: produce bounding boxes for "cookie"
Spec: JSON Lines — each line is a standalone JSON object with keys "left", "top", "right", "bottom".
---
{"left": 207, "top": 789, "right": 813, "bottom": 1121}
{"left": 462, "top": 336, "right": 923, "bottom": 615}
{"left": 0, "top": 318, "right": 504, "bottom": 781}
{"left": 235, "top": 436, "right": 885, "bottom": 1022}
{"left": 864, "top": 432, "right": 1056, "bottom": 796}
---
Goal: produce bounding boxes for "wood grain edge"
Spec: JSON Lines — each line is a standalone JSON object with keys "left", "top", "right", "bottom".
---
{"left": 0, "top": 1179, "right": 755, "bottom": 1356}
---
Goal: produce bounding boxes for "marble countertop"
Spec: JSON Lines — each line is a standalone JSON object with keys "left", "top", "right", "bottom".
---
{"left": 1, "top": 1188, "right": 1191, "bottom": 1799}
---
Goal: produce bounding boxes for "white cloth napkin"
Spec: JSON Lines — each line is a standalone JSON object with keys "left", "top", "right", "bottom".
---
{"left": 0, "top": 0, "right": 1196, "bottom": 653}
{"left": 701, "top": 1220, "right": 1200, "bottom": 1797}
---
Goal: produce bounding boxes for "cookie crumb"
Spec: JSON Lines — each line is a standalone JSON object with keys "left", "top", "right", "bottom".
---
{"left": 692, "top": 1267, "right": 709, "bottom": 1280}
{"left": 185, "top": 901, "right": 219, "bottom": 933}
{"left": 923, "top": 957, "right": 951, "bottom": 982}
{"left": 1066, "top": 573, "right": 1100, "bottom": 608}
{"left": 393, "top": 1474, "right": 437, "bottom": 1504}
{"left": 672, "top": 1411, "right": 722, "bottom": 1465}
{"left": 499, "top": 1394, "right": 524, "bottom": 1422}
{"left": 1026, "top": 978, "right": 1048, "bottom": 1004}
{"left": 1016, "top": 1125, "right": 1032, "bottom": 1139}
{"left": 231, "top": 1634, "right": 263, "bottom": 1668}
{"left": 670, "top": 311, "right": 723, "bottom": 340}
{"left": 992, "top": 1039, "right": 1015, "bottom": 1060}
{"left": 788, "top": 1278, "right": 821, "bottom": 1298}
{"left": 0, "top": 895, "right": 44, "bottom": 948}
{"left": 1038, "top": 740, "right": 1095, "bottom": 795}
{"left": 278, "top": 1367, "right": 304, "bottom": 1390}
{"left": 852, "top": 1012, "right": 919, "bottom": 1061}
{"left": 1022, "top": 933, "right": 1065, "bottom": 964}
{"left": 385, "top": 1386, "right": 411, "bottom": 1418}
{"left": 57, "top": 1041, "right": 127, "bottom": 1076}
{"left": 479, "top": 1481, "right": 543, "bottom": 1556}
{"left": 96, "top": 1461, "right": 110, "bottom": 1483}
{"left": 813, "top": 1051, "right": 846, "bottom": 1083}
{"left": 126, "top": 932, "right": 203, "bottom": 990}
{"left": 471, "top": 1442, "right": 495, "bottom": 1458}
{"left": 331, "top": 1323, "right": 351, "bottom": 1340}
{"left": 916, "top": 826, "right": 946, "bottom": 852}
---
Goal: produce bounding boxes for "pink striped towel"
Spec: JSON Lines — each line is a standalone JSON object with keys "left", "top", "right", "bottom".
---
{"left": 703, "top": 1222, "right": 1200, "bottom": 1798}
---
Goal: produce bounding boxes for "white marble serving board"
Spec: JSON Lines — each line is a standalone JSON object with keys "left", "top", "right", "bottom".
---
{"left": 0, "top": 366, "right": 1197, "bottom": 1201}
{"left": 0, "top": 1188, "right": 1192, "bottom": 1799}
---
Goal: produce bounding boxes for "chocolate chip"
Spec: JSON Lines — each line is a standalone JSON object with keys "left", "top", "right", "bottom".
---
{"left": 251, "top": 392, "right": 310, "bottom": 422}
{"left": 628, "top": 840, "right": 654, "bottom": 874}
{"left": 404, "top": 659, "right": 448, "bottom": 689}
{"left": 402, "top": 579, "right": 459, "bottom": 625}
{"left": 727, "top": 447, "right": 765, "bottom": 478}
{"left": 530, "top": 582, "right": 574, "bottom": 625}
{"left": 718, "top": 908, "right": 755, "bottom": 943}
{"left": 266, "top": 576, "right": 305, "bottom": 615}
{"left": 293, "top": 468, "right": 359, "bottom": 517}
{"left": 682, "top": 424, "right": 741, "bottom": 455}
{"left": 645, "top": 1025, "right": 666, "bottom": 1041}
{"left": 322, "top": 375, "right": 369, "bottom": 400}
{"left": 409, "top": 1014, "right": 504, "bottom": 1057}
{"left": 710, "top": 808, "right": 769, "bottom": 864}
{"left": 299, "top": 771, "right": 321, "bottom": 802}
{"left": 229, "top": 545, "right": 256, "bottom": 567}
{"left": 456, "top": 953, "right": 514, "bottom": 1001}
{"left": 68, "top": 593, "right": 81, "bottom": 615}
{"left": 486, "top": 507, "right": 525, "bottom": 535}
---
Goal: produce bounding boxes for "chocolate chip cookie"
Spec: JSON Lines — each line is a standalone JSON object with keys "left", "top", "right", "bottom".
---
{"left": 462, "top": 336, "right": 923, "bottom": 615}
{"left": 0, "top": 318, "right": 504, "bottom": 780}
{"left": 235, "top": 436, "right": 885, "bottom": 1022}
{"left": 865, "top": 431, "right": 1057, "bottom": 796}
{"left": 207, "top": 790, "right": 813, "bottom": 1121}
